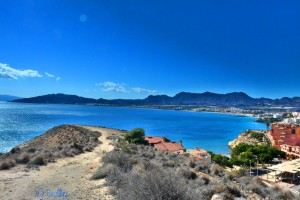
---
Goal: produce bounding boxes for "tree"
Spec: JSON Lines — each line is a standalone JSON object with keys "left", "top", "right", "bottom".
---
{"left": 265, "top": 122, "right": 270, "bottom": 131}
{"left": 229, "top": 143, "right": 286, "bottom": 167}
{"left": 212, "top": 154, "right": 232, "bottom": 167}
{"left": 162, "top": 136, "right": 171, "bottom": 142}
{"left": 231, "top": 143, "right": 252, "bottom": 157}
{"left": 124, "top": 128, "right": 148, "bottom": 144}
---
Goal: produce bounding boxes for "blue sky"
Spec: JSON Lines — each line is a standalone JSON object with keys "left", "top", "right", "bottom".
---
{"left": 0, "top": 0, "right": 299, "bottom": 99}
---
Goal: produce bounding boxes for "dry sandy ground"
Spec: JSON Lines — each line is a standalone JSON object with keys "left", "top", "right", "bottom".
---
{"left": 0, "top": 126, "right": 120, "bottom": 200}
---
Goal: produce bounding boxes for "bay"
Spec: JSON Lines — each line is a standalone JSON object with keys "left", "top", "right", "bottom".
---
{"left": 0, "top": 101, "right": 266, "bottom": 154}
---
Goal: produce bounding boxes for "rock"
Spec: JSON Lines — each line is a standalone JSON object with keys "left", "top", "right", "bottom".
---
{"left": 211, "top": 194, "right": 223, "bottom": 200}
{"left": 228, "top": 130, "right": 269, "bottom": 149}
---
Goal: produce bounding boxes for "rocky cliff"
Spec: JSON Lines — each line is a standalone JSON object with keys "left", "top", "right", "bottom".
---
{"left": 228, "top": 130, "right": 270, "bottom": 149}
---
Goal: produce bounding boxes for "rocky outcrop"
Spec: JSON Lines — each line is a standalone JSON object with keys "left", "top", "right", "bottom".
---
{"left": 228, "top": 130, "right": 269, "bottom": 149}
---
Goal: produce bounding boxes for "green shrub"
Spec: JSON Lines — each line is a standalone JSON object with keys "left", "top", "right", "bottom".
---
{"left": 32, "top": 156, "right": 45, "bottom": 165}
{"left": 250, "top": 131, "right": 264, "bottom": 142}
{"left": 124, "top": 128, "right": 148, "bottom": 144}
{"left": 162, "top": 136, "right": 171, "bottom": 142}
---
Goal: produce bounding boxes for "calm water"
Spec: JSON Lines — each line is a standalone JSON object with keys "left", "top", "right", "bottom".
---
{"left": 0, "top": 102, "right": 266, "bottom": 154}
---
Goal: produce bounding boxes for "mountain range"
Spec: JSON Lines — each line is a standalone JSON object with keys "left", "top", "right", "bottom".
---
{"left": 11, "top": 92, "right": 300, "bottom": 107}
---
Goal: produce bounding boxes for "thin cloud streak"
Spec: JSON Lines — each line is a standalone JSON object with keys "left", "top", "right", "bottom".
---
{"left": 45, "top": 72, "right": 55, "bottom": 78}
{"left": 131, "top": 87, "right": 157, "bottom": 94}
{"left": 96, "top": 81, "right": 128, "bottom": 93}
{"left": 96, "top": 81, "right": 157, "bottom": 95}
{"left": 45, "top": 72, "right": 61, "bottom": 81}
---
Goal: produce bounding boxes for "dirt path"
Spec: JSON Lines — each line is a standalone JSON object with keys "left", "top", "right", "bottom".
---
{"left": 0, "top": 126, "right": 120, "bottom": 200}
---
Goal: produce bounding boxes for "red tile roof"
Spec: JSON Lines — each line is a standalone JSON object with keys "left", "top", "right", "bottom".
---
{"left": 189, "top": 148, "right": 208, "bottom": 155}
{"left": 145, "top": 136, "right": 164, "bottom": 144}
{"left": 154, "top": 142, "right": 185, "bottom": 152}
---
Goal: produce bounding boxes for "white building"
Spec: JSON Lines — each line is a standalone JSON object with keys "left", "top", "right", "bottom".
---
{"left": 273, "top": 114, "right": 282, "bottom": 119}
{"left": 283, "top": 118, "right": 295, "bottom": 124}
{"left": 283, "top": 118, "right": 300, "bottom": 124}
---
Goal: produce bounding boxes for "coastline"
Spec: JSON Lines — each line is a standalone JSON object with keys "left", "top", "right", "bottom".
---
{"left": 1, "top": 102, "right": 265, "bottom": 155}
{"left": 195, "top": 110, "right": 254, "bottom": 117}
{"left": 9, "top": 101, "right": 255, "bottom": 117}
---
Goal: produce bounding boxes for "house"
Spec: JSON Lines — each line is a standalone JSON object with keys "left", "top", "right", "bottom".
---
{"left": 188, "top": 148, "right": 211, "bottom": 162}
{"left": 145, "top": 136, "right": 164, "bottom": 146}
{"left": 154, "top": 141, "right": 185, "bottom": 154}
{"left": 145, "top": 136, "right": 185, "bottom": 153}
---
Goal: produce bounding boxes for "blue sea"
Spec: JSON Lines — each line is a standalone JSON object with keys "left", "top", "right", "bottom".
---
{"left": 0, "top": 101, "right": 266, "bottom": 154}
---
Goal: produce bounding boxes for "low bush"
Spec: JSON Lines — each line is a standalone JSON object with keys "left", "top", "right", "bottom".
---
{"left": 0, "top": 162, "right": 10, "bottom": 170}
{"left": 18, "top": 154, "right": 31, "bottom": 164}
{"left": 179, "top": 168, "right": 197, "bottom": 180}
{"left": 27, "top": 148, "right": 36, "bottom": 153}
{"left": 163, "top": 160, "right": 175, "bottom": 168}
{"left": 10, "top": 147, "right": 20, "bottom": 154}
{"left": 210, "top": 164, "right": 226, "bottom": 176}
{"left": 102, "top": 151, "right": 133, "bottom": 172}
{"left": 115, "top": 166, "right": 201, "bottom": 200}
{"left": 90, "top": 164, "right": 115, "bottom": 180}
{"left": 32, "top": 155, "right": 45, "bottom": 165}
{"left": 0, "top": 159, "right": 16, "bottom": 170}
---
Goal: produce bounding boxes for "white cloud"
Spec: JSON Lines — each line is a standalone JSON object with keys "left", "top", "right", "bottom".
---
{"left": 132, "top": 87, "right": 157, "bottom": 94}
{"left": 95, "top": 81, "right": 158, "bottom": 95}
{"left": 56, "top": 77, "right": 61, "bottom": 81}
{"left": 45, "top": 72, "right": 55, "bottom": 78}
{"left": 0, "top": 63, "right": 42, "bottom": 79}
{"left": 96, "top": 81, "right": 128, "bottom": 93}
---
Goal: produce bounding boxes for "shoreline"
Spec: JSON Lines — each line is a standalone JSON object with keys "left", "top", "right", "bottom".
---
{"left": 7, "top": 101, "right": 255, "bottom": 117}
{"left": 195, "top": 110, "right": 254, "bottom": 117}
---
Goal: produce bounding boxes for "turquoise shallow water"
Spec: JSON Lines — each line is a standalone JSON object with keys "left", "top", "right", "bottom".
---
{"left": 0, "top": 102, "right": 266, "bottom": 154}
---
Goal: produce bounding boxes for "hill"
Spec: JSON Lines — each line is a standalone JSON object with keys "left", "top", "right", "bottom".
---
{"left": 0, "top": 125, "right": 104, "bottom": 170}
{"left": 0, "top": 125, "right": 125, "bottom": 199}
{"left": 0, "top": 95, "right": 21, "bottom": 101}
{"left": 12, "top": 92, "right": 300, "bottom": 107}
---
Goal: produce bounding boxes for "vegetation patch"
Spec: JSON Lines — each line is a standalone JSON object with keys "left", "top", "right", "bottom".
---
{"left": 32, "top": 155, "right": 45, "bottom": 165}
{"left": 91, "top": 128, "right": 294, "bottom": 200}
{"left": 230, "top": 143, "right": 286, "bottom": 166}
{"left": 246, "top": 130, "right": 264, "bottom": 142}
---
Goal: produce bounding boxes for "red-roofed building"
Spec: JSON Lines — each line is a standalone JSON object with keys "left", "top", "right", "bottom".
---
{"left": 154, "top": 141, "right": 185, "bottom": 153}
{"left": 188, "top": 148, "right": 211, "bottom": 162}
{"left": 145, "top": 136, "right": 185, "bottom": 153}
{"left": 270, "top": 123, "right": 300, "bottom": 157}
{"left": 145, "top": 136, "right": 164, "bottom": 145}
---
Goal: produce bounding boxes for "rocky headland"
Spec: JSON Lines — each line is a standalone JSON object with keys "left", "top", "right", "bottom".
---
{"left": 228, "top": 130, "right": 270, "bottom": 150}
